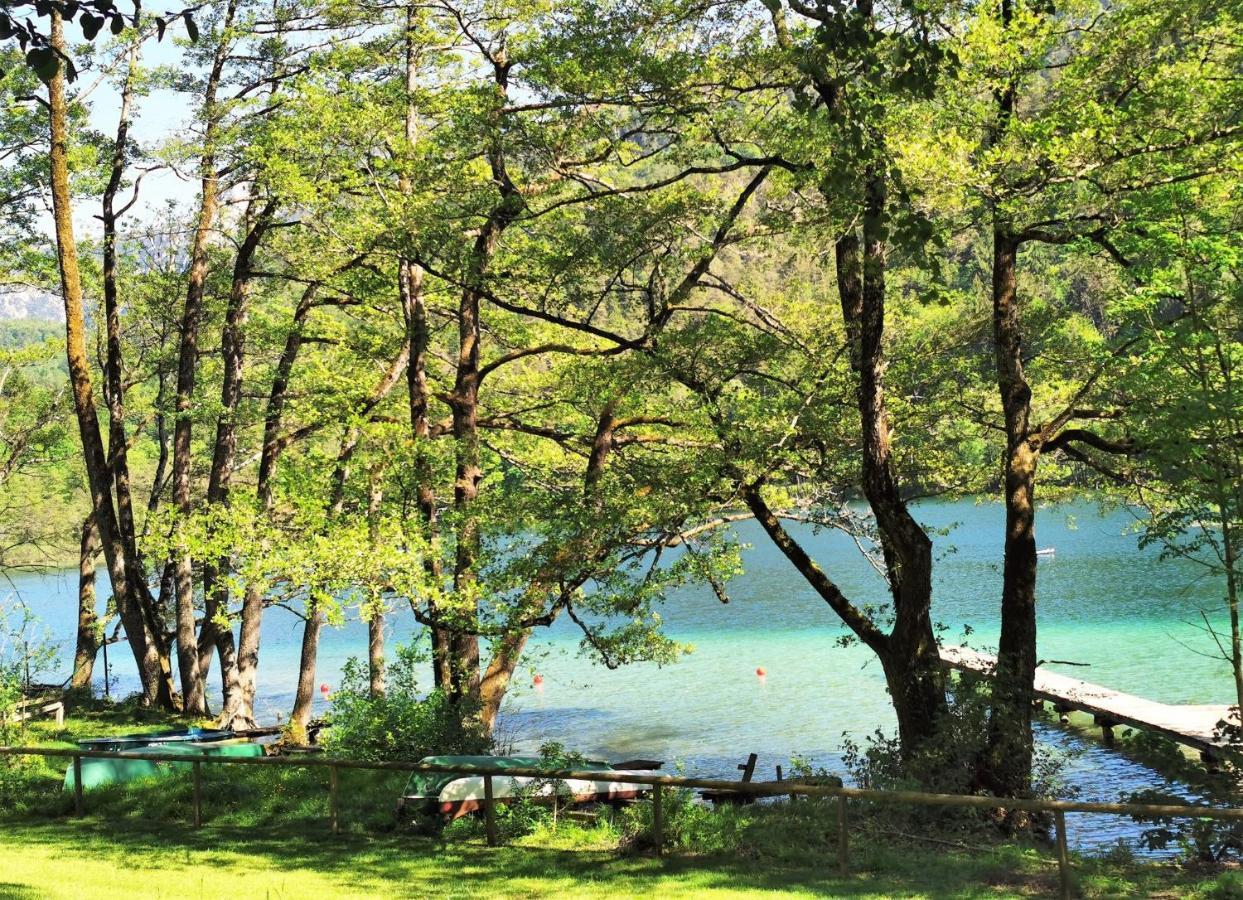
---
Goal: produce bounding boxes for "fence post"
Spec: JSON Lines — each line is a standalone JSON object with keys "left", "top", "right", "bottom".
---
{"left": 652, "top": 783, "right": 664, "bottom": 856}
{"left": 483, "top": 774, "right": 498, "bottom": 847}
{"left": 329, "top": 765, "right": 339, "bottom": 835}
{"left": 192, "top": 761, "right": 202, "bottom": 828}
{"left": 837, "top": 795, "right": 849, "bottom": 876}
{"left": 1055, "top": 809, "right": 1070, "bottom": 899}
{"left": 72, "top": 754, "right": 83, "bottom": 817}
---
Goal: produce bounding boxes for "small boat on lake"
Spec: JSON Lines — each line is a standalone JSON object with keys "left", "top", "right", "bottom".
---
{"left": 397, "top": 755, "right": 653, "bottom": 820}
{"left": 1036, "top": 548, "right": 1056, "bottom": 558}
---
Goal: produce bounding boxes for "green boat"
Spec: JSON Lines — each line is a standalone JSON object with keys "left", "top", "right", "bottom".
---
{"left": 64, "top": 739, "right": 264, "bottom": 791}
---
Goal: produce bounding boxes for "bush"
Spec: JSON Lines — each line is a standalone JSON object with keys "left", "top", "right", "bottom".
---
{"left": 840, "top": 677, "right": 1068, "bottom": 837}
{"left": 1127, "top": 788, "right": 1243, "bottom": 863}
{"left": 323, "top": 643, "right": 492, "bottom": 761}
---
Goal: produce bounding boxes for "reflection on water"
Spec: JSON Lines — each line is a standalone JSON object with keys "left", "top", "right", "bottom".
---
{"left": 7, "top": 501, "right": 1236, "bottom": 854}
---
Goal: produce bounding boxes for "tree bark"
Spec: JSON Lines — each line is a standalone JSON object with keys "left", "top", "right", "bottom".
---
{"left": 200, "top": 196, "right": 278, "bottom": 726}
{"left": 444, "top": 53, "right": 522, "bottom": 706}
{"left": 171, "top": 0, "right": 239, "bottom": 717}
{"left": 982, "top": 229, "right": 1040, "bottom": 796}
{"left": 71, "top": 514, "right": 101, "bottom": 692}
{"left": 367, "top": 467, "right": 386, "bottom": 698}
{"left": 833, "top": 169, "right": 945, "bottom": 755}
{"left": 48, "top": 14, "right": 168, "bottom": 708}
{"left": 398, "top": 5, "right": 454, "bottom": 691}
{"left": 233, "top": 285, "right": 320, "bottom": 724}
{"left": 290, "top": 602, "right": 324, "bottom": 732}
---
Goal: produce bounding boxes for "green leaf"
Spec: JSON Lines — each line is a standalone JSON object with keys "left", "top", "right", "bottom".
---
{"left": 80, "top": 13, "right": 102, "bottom": 40}
{"left": 25, "top": 47, "right": 59, "bottom": 83}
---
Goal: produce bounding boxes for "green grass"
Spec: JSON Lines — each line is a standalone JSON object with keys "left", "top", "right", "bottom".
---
{"left": 2, "top": 705, "right": 1241, "bottom": 898}
{"left": 1, "top": 817, "right": 1238, "bottom": 899}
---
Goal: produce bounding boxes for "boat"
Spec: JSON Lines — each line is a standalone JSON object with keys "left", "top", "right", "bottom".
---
{"left": 64, "top": 737, "right": 263, "bottom": 791}
{"left": 76, "top": 727, "right": 237, "bottom": 753}
{"left": 1036, "top": 548, "right": 1055, "bottom": 558}
{"left": 397, "top": 755, "right": 653, "bottom": 820}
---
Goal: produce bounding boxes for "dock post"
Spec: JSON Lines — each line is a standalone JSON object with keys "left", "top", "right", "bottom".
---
{"left": 72, "top": 754, "right": 83, "bottom": 817}
{"left": 329, "top": 765, "right": 339, "bottom": 835}
{"left": 192, "top": 761, "right": 202, "bottom": 828}
{"left": 1055, "top": 809, "right": 1070, "bottom": 899}
{"left": 837, "top": 795, "right": 849, "bottom": 876}
{"left": 483, "top": 774, "right": 498, "bottom": 846}
{"left": 652, "top": 783, "right": 664, "bottom": 856}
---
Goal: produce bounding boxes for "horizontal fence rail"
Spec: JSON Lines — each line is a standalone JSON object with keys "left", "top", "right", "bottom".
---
{"left": 3, "top": 744, "right": 1239, "bottom": 899}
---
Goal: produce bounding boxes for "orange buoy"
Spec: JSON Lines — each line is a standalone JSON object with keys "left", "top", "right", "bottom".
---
{"left": 533, "top": 674, "right": 544, "bottom": 686}
{"left": 319, "top": 683, "right": 330, "bottom": 695}
{"left": 756, "top": 667, "right": 766, "bottom": 677}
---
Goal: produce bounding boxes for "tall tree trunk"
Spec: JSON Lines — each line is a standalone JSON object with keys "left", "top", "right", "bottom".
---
{"left": 982, "top": 229, "right": 1040, "bottom": 796}
{"left": 448, "top": 273, "right": 484, "bottom": 704}
{"left": 48, "top": 15, "right": 167, "bottom": 708}
{"left": 478, "top": 404, "right": 617, "bottom": 731}
{"left": 367, "top": 466, "right": 386, "bottom": 698}
{"left": 171, "top": 0, "right": 239, "bottom": 717}
{"left": 233, "top": 285, "right": 320, "bottom": 724}
{"left": 71, "top": 514, "right": 101, "bottom": 692}
{"left": 399, "top": 6, "right": 454, "bottom": 690}
{"left": 833, "top": 170, "right": 944, "bottom": 755}
{"left": 290, "top": 602, "right": 324, "bottom": 733}
{"left": 290, "top": 345, "right": 409, "bottom": 727}
{"left": 200, "top": 196, "right": 277, "bottom": 725}
{"left": 444, "top": 54, "right": 521, "bottom": 707}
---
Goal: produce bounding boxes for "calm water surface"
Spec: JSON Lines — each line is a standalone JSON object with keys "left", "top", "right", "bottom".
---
{"left": 6, "top": 500, "right": 1233, "bottom": 853}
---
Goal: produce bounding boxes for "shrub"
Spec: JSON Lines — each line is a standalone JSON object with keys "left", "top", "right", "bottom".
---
{"left": 840, "top": 676, "right": 1069, "bottom": 837}
{"left": 323, "top": 643, "right": 492, "bottom": 761}
{"left": 1127, "top": 789, "right": 1243, "bottom": 863}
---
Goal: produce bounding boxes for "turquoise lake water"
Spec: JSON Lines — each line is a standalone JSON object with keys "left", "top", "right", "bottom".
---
{"left": 5, "top": 500, "right": 1234, "bottom": 852}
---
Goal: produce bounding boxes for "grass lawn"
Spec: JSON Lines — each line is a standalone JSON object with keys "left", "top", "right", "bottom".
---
{"left": 2, "top": 707, "right": 1242, "bottom": 898}
{"left": 2, "top": 815, "right": 1239, "bottom": 898}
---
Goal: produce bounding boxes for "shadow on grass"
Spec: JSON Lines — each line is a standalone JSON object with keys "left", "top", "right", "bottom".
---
{"left": 0, "top": 816, "right": 1070, "bottom": 899}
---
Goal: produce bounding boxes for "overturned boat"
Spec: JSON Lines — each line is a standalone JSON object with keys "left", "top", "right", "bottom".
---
{"left": 65, "top": 731, "right": 262, "bottom": 791}
{"left": 397, "top": 755, "right": 654, "bottom": 820}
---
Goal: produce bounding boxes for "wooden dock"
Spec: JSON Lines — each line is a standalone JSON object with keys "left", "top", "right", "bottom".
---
{"left": 941, "top": 645, "right": 1239, "bottom": 758}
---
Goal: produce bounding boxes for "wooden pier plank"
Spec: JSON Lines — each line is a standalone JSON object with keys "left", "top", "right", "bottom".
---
{"left": 940, "top": 646, "right": 1238, "bottom": 754}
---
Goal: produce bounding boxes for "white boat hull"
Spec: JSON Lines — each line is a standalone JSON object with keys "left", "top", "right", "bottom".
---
{"left": 408, "top": 771, "right": 651, "bottom": 819}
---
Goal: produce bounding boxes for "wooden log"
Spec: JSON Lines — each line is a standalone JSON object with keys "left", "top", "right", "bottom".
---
{"left": 329, "top": 765, "right": 339, "bottom": 835}
{"left": 653, "top": 783, "right": 664, "bottom": 856}
{"left": 837, "top": 795, "right": 849, "bottom": 876}
{"left": 72, "top": 754, "right": 83, "bottom": 817}
{"left": 483, "top": 774, "right": 498, "bottom": 847}
{"left": 1055, "top": 809, "right": 1070, "bottom": 900}
{"left": 192, "top": 761, "right": 202, "bottom": 828}
{"left": 1095, "top": 715, "right": 1118, "bottom": 746}
{"left": 738, "top": 753, "right": 758, "bottom": 782}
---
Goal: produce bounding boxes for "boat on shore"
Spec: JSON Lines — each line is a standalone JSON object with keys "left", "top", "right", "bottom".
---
{"left": 76, "top": 727, "right": 237, "bottom": 753}
{"left": 65, "top": 732, "right": 263, "bottom": 791}
{"left": 397, "top": 755, "right": 654, "bottom": 820}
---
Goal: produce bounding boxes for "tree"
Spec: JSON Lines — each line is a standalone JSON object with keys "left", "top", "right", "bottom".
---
{"left": 1123, "top": 176, "right": 1243, "bottom": 714}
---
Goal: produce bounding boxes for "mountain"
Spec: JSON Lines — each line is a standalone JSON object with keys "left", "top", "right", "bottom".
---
{"left": 0, "top": 287, "right": 63, "bottom": 322}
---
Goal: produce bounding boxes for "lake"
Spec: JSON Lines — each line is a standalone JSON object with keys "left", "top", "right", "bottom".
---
{"left": 5, "top": 499, "right": 1233, "bottom": 853}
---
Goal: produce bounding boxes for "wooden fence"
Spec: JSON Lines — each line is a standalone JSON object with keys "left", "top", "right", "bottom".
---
{"left": 3, "top": 745, "right": 1241, "bottom": 899}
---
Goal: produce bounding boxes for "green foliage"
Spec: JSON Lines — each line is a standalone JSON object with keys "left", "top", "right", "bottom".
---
{"left": 1127, "top": 788, "right": 1243, "bottom": 863}
{"left": 0, "top": 596, "right": 56, "bottom": 745}
{"left": 323, "top": 643, "right": 492, "bottom": 762}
